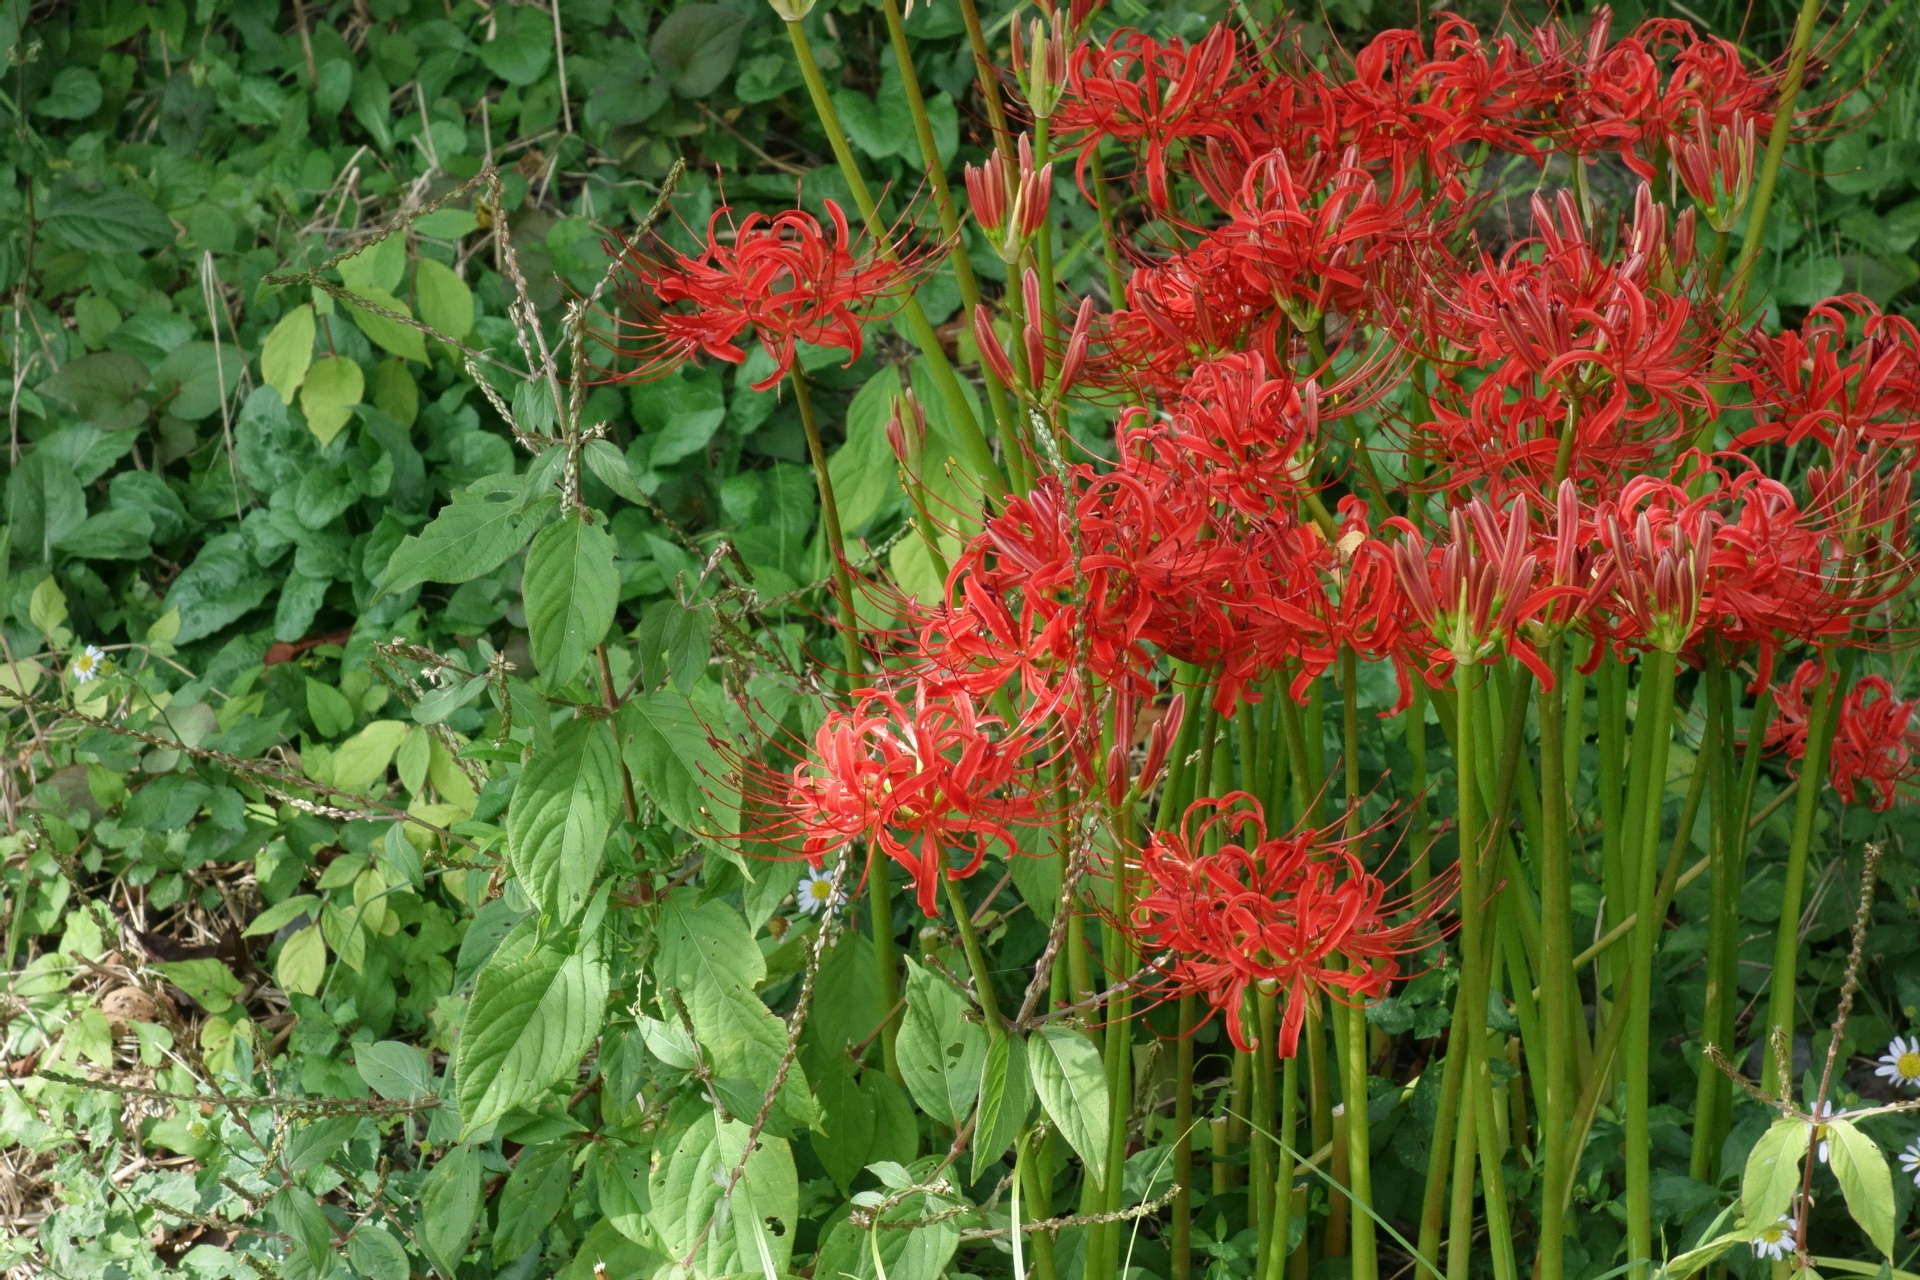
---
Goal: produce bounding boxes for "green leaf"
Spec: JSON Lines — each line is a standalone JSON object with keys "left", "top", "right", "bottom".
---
{"left": 635, "top": 598, "right": 712, "bottom": 694}
{"left": 380, "top": 474, "right": 549, "bottom": 595}
{"left": 414, "top": 258, "right": 473, "bottom": 341}
{"left": 243, "top": 895, "right": 319, "bottom": 938}
{"left": 508, "top": 717, "right": 621, "bottom": 922}
{"left": 828, "top": 366, "right": 906, "bottom": 533}
{"left": 300, "top": 355, "right": 364, "bottom": 448}
{"left": 1742, "top": 1116, "right": 1812, "bottom": 1230}
{"left": 632, "top": 366, "right": 724, "bottom": 466}
{"left": 583, "top": 438, "right": 649, "bottom": 503}
{"left": 523, "top": 516, "right": 619, "bottom": 687}
{"left": 1826, "top": 1117, "right": 1895, "bottom": 1257}
{"left": 330, "top": 720, "right": 410, "bottom": 793}
{"left": 972, "top": 1031, "right": 1032, "bottom": 1184}
{"left": 276, "top": 925, "right": 327, "bottom": 996}
{"left": 493, "top": 1140, "right": 574, "bottom": 1262}
{"left": 414, "top": 208, "right": 479, "bottom": 239}
{"left": 351, "top": 64, "right": 393, "bottom": 151}
{"left": 55, "top": 508, "right": 154, "bottom": 561}
{"left": 343, "top": 288, "right": 429, "bottom": 363}
{"left": 649, "top": 5, "right": 747, "bottom": 98}
{"left": 455, "top": 942, "right": 609, "bottom": 1131}
{"left": 896, "top": 959, "right": 986, "bottom": 1129}
{"left": 43, "top": 188, "right": 176, "bottom": 253}
{"left": 307, "top": 677, "right": 356, "bottom": 739}
{"left": 158, "top": 959, "right": 245, "bottom": 1013}
{"left": 35, "top": 67, "right": 102, "bottom": 119}
{"left": 1028, "top": 1022, "right": 1111, "bottom": 1190}
{"left": 272, "top": 1186, "right": 333, "bottom": 1276}
{"left": 648, "top": 1111, "right": 797, "bottom": 1276}
{"left": 262, "top": 305, "right": 316, "bottom": 406}
{"left": 373, "top": 357, "right": 419, "bottom": 428}
{"left": 354, "top": 1039, "right": 433, "bottom": 1102}
{"left": 420, "top": 1144, "right": 483, "bottom": 1272}
{"left": 346, "top": 1225, "right": 410, "bottom": 1280}
{"left": 619, "top": 692, "right": 737, "bottom": 839}
{"left": 167, "top": 534, "right": 272, "bottom": 644}
{"left": 479, "top": 9, "right": 554, "bottom": 86}
{"left": 337, "top": 235, "right": 407, "bottom": 294}
{"left": 812, "top": 1059, "right": 877, "bottom": 1194}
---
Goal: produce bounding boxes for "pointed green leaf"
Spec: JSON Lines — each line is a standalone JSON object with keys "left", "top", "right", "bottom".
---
{"left": 897, "top": 959, "right": 986, "bottom": 1129}
{"left": 1029, "top": 1022, "right": 1110, "bottom": 1190}
{"left": 1826, "top": 1117, "right": 1896, "bottom": 1257}
{"left": 508, "top": 717, "right": 621, "bottom": 922}
{"left": 618, "top": 692, "right": 737, "bottom": 839}
{"left": 1742, "top": 1116, "right": 1813, "bottom": 1231}
{"left": 300, "top": 355, "right": 363, "bottom": 447}
{"left": 455, "top": 943, "right": 609, "bottom": 1131}
{"left": 523, "top": 516, "right": 618, "bottom": 687}
{"left": 414, "top": 258, "right": 474, "bottom": 341}
{"left": 261, "top": 304, "right": 316, "bottom": 405}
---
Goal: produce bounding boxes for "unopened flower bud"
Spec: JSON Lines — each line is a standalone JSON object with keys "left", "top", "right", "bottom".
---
{"left": 973, "top": 304, "right": 1021, "bottom": 395}
{"left": 1105, "top": 742, "right": 1130, "bottom": 807}
{"left": 1011, "top": 12, "right": 1070, "bottom": 119}
{"left": 1139, "top": 694, "right": 1184, "bottom": 795}
{"left": 965, "top": 158, "right": 1009, "bottom": 237}
{"left": 887, "top": 389, "right": 928, "bottom": 468}
{"left": 1053, "top": 297, "right": 1095, "bottom": 400}
{"left": 766, "top": 0, "right": 816, "bottom": 19}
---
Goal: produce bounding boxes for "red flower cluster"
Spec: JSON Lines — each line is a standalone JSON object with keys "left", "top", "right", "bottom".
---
{"left": 1129, "top": 795, "right": 1444, "bottom": 1058}
{"left": 1767, "top": 661, "right": 1920, "bottom": 812}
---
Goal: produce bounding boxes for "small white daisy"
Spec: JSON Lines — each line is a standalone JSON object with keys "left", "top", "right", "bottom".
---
{"left": 1900, "top": 1139, "right": 1920, "bottom": 1188}
{"left": 796, "top": 868, "right": 841, "bottom": 914}
{"left": 70, "top": 644, "right": 105, "bottom": 684}
{"left": 1811, "top": 1100, "right": 1835, "bottom": 1163}
{"left": 1876, "top": 1036, "right": 1920, "bottom": 1091}
{"left": 1752, "top": 1217, "right": 1796, "bottom": 1261}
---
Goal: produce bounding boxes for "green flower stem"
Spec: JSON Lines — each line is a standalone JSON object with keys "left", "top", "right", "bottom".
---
{"left": 1624, "top": 647, "right": 1679, "bottom": 1280}
{"left": 941, "top": 872, "right": 1003, "bottom": 1030}
{"left": 1762, "top": 650, "right": 1852, "bottom": 1094}
{"left": 1408, "top": 679, "right": 1432, "bottom": 893}
{"left": 1264, "top": 1053, "right": 1301, "bottom": 1280}
{"left": 1414, "top": 976, "right": 1468, "bottom": 1272}
{"left": 1252, "top": 992, "right": 1278, "bottom": 1266}
{"left": 1173, "top": 992, "right": 1197, "bottom": 1280}
{"left": 1594, "top": 651, "right": 1630, "bottom": 1045}
{"left": 783, "top": 18, "right": 1006, "bottom": 498}
{"left": 1341, "top": 650, "right": 1363, "bottom": 841}
{"left": 1088, "top": 146, "right": 1129, "bottom": 325}
{"left": 1020, "top": 1129, "right": 1060, "bottom": 1280}
{"left": 1031, "top": 117, "right": 1061, "bottom": 363}
{"left": 1445, "top": 662, "right": 1488, "bottom": 1280}
{"left": 1690, "top": 654, "right": 1734, "bottom": 1181}
{"left": 1343, "top": 993, "right": 1378, "bottom": 1280}
{"left": 1535, "top": 638, "right": 1574, "bottom": 1280}
{"left": 954, "top": 0, "right": 1017, "bottom": 167}
{"left": 874, "top": 0, "right": 1020, "bottom": 456}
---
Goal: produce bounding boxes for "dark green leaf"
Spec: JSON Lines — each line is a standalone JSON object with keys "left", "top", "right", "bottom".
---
{"left": 649, "top": 5, "right": 746, "bottom": 98}
{"left": 507, "top": 717, "right": 621, "bottom": 922}
{"left": 523, "top": 516, "right": 618, "bottom": 687}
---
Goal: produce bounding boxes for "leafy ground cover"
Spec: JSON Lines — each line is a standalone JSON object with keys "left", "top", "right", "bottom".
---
{"left": 4, "top": 2, "right": 1920, "bottom": 1280}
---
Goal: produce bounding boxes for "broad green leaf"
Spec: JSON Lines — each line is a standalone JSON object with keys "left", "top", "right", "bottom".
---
{"left": 373, "top": 358, "right": 418, "bottom": 427}
{"left": 619, "top": 692, "right": 737, "bottom": 839}
{"left": 972, "top": 1031, "right": 1032, "bottom": 1183}
{"left": 414, "top": 258, "right": 473, "bottom": 340}
{"left": 655, "top": 888, "right": 763, "bottom": 994}
{"left": 812, "top": 1059, "right": 877, "bottom": 1194}
{"left": 1742, "top": 1116, "right": 1812, "bottom": 1231}
{"left": 271, "top": 1186, "right": 333, "bottom": 1276}
{"left": 648, "top": 1111, "right": 797, "bottom": 1276}
{"left": 346, "top": 1225, "right": 410, "bottom": 1280}
{"left": 649, "top": 4, "right": 747, "bottom": 98}
{"left": 261, "top": 305, "right": 316, "bottom": 405}
{"left": 1825, "top": 1117, "right": 1895, "bottom": 1257}
{"left": 493, "top": 1140, "right": 573, "bottom": 1262}
{"left": 344, "top": 287, "right": 429, "bottom": 363}
{"left": 380, "top": 474, "right": 550, "bottom": 595}
{"left": 420, "top": 1144, "right": 483, "bottom": 1272}
{"left": 508, "top": 717, "right": 621, "bottom": 922}
{"left": 300, "top": 354, "right": 364, "bottom": 447}
{"left": 1029, "top": 1022, "right": 1111, "bottom": 1190}
{"left": 896, "top": 959, "right": 986, "bottom": 1129}
{"left": 331, "top": 720, "right": 410, "bottom": 793}
{"left": 306, "top": 677, "right": 355, "bottom": 739}
{"left": 828, "top": 366, "right": 905, "bottom": 534}
{"left": 455, "top": 942, "right": 609, "bottom": 1131}
{"left": 635, "top": 598, "right": 712, "bottom": 694}
{"left": 276, "top": 925, "right": 327, "bottom": 996}
{"left": 354, "top": 1040, "right": 432, "bottom": 1102}
{"left": 583, "top": 438, "right": 649, "bottom": 503}
{"left": 166, "top": 534, "right": 272, "bottom": 644}
{"left": 478, "top": 8, "right": 553, "bottom": 86}
{"left": 415, "top": 208, "right": 479, "bottom": 239}
{"left": 55, "top": 508, "right": 154, "bottom": 560}
{"left": 243, "top": 895, "right": 318, "bottom": 938}
{"left": 337, "top": 235, "right": 406, "bottom": 294}
{"left": 35, "top": 67, "right": 102, "bottom": 119}
{"left": 158, "top": 959, "right": 245, "bottom": 1013}
{"left": 523, "top": 516, "right": 618, "bottom": 687}
{"left": 43, "top": 188, "right": 175, "bottom": 253}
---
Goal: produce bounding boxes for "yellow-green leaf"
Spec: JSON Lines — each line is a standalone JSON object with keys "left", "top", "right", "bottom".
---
{"left": 261, "top": 304, "right": 316, "bottom": 405}
{"left": 1826, "top": 1117, "right": 1896, "bottom": 1258}
{"left": 30, "top": 576, "right": 69, "bottom": 640}
{"left": 277, "top": 924, "right": 327, "bottom": 996}
{"left": 331, "top": 719, "right": 411, "bottom": 793}
{"left": 414, "top": 258, "right": 473, "bottom": 341}
{"left": 373, "top": 358, "right": 418, "bottom": 427}
{"left": 343, "top": 287, "right": 428, "bottom": 363}
{"left": 336, "top": 234, "right": 406, "bottom": 293}
{"left": 300, "top": 355, "right": 364, "bottom": 447}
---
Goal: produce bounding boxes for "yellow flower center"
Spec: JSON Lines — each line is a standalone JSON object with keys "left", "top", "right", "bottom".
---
{"left": 1898, "top": 1051, "right": 1920, "bottom": 1079}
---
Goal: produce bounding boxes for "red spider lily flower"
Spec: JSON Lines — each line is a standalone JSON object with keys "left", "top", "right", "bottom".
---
{"left": 1736, "top": 298, "right": 1920, "bottom": 450}
{"left": 1389, "top": 495, "right": 1574, "bottom": 686}
{"left": 1766, "top": 662, "right": 1920, "bottom": 812}
{"left": 1128, "top": 793, "right": 1450, "bottom": 1060}
{"left": 1055, "top": 26, "right": 1276, "bottom": 210}
{"left": 1596, "top": 477, "right": 1721, "bottom": 655}
{"left": 785, "top": 686, "right": 1051, "bottom": 917}
{"left": 965, "top": 133, "right": 1053, "bottom": 264}
{"left": 1672, "top": 111, "right": 1756, "bottom": 233}
{"left": 600, "top": 201, "right": 917, "bottom": 391}
{"left": 1119, "top": 353, "right": 1319, "bottom": 519}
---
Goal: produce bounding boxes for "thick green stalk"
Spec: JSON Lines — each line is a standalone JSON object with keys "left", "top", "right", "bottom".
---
{"left": 1445, "top": 663, "right": 1485, "bottom": 1280}
{"left": 1415, "top": 979, "right": 1468, "bottom": 1270}
{"left": 1252, "top": 993, "right": 1277, "bottom": 1266}
{"left": 942, "top": 873, "right": 1003, "bottom": 1030}
{"left": 1594, "top": 652, "right": 1630, "bottom": 1037}
{"left": 1265, "top": 1053, "right": 1300, "bottom": 1280}
{"left": 1691, "top": 655, "right": 1735, "bottom": 1181}
{"left": 1408, "top": 680, "right": 1432, "bottom": 892}
{"left": 1535, "top": 640, "right": 1574, "bottom": 1280}
{"left": 783, "top": 18, "right": 1005, "bottom": 496}
{"left": 1019, "top": 1130, "right": 1060, "bottom": 1280}
{"left": 1341, "top": 650, "right": 1363, "bottom": 841}
{"left": 1344, "top": 994, "right": 1377, "bottom": 1280}
{"left": 1173, "top": 994, "right": 1196, "bottom": 1280}
{"left": 1624, "top": 649, "right": 1679, "bottom": 1280}
{"left": 1761, "top": 653, "right": 1851, "bottom": 1095}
